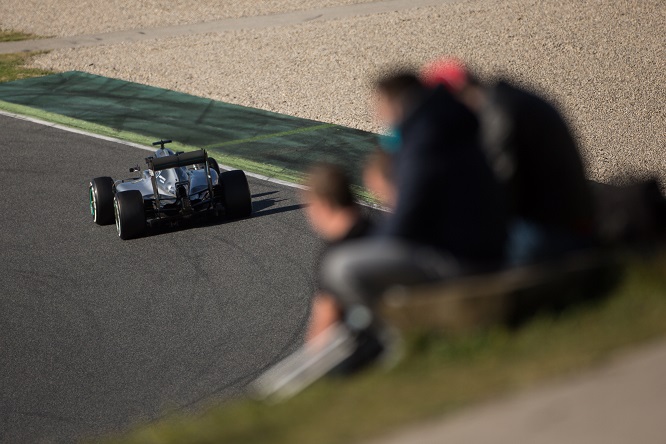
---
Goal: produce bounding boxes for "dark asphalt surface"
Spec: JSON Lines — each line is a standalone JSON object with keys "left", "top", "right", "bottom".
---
{"left": 0, "top": 114, "right": 321, "bottom": 443}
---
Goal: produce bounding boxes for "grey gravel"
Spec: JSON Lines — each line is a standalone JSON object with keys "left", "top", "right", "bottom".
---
{"left": 0, "top": 0, "right": 371, "bottom": 37}
{"left": 24, "top": 0, "right": 666, "bottom": 184}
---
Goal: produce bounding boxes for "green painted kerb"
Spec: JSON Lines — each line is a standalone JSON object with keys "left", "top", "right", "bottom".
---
{"left": 0, "top": 71, "right": 378, "bottom": 188}
{"left": 204, "top": 123, "right": 335, "bottom": 149}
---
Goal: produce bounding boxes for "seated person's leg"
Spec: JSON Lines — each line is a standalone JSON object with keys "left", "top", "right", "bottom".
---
{"left": 321, "top": 238, "right": 461, "bottom": 320}
{"left": 306, "top": 293, "right": 341, "bottom": 342}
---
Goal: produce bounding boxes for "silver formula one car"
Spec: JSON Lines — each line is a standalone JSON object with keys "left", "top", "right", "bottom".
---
{"left": 89, "top": 140, "right": 252, "bottom": 239}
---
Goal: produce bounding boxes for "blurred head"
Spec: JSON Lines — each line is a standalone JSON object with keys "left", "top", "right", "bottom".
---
{"left": 364, "top": 148, "right": 396, "bottom": 209}
{"left": 373, "top": 71, "right": 426, "bottom": 127}
{"left": 421, "top": 57, "right": 470, "bottom": 93}
{"left": 302, "top": 163, "right": 359, "bottom": 241}
{"left": 420, "top": 57, "right": 484, "bottom": 111}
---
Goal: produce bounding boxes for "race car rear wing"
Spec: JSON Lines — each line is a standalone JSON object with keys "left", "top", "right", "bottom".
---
{"left": 144, "top": 141, "right": 214, "bottom": 216}
{"left": 148, "top": 150, "right": 208, "bottom": 172}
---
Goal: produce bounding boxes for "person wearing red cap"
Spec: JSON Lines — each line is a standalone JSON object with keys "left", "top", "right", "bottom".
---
{"left": 421, "top": 57, "right": 470, "bottom": 93}
{"left": 422, "top": 57, "right": 596, "bottom": 265}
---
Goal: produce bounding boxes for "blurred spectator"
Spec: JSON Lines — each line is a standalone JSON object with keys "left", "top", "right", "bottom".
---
{"left": 592, "top": 177, "right": 666, "bottom": 246}
{"left": 301, "top": 164, "right": 373, "bottom": 343}
{"left": 422, "top": 58, "right": 596, "bottom": 265}
{"left": 320, "top": 71, "right": 508, "bottom": 332}
{"left": 363, "top": 147, "right": 396, "bottom": 209}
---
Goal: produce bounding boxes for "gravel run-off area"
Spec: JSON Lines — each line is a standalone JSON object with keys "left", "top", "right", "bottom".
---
{"left": 0, "top": 0, "right": 373, "bottom": 37}
{"left": 7, "top": 0, "right": 666, "bottom": 185}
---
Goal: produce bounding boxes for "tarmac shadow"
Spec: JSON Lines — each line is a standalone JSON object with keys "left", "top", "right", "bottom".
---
{"left": 252, "top": 203, "right": 305, "bottom": 218}
{"left": 252, "top": 197, "right": 287, "bottom": 212}
{"left": 252, "top": 191, "right": 280, "bottom": 199}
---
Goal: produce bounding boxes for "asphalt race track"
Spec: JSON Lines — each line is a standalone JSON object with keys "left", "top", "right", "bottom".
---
{"left": 0, "top": 114, "right": 321, "bottom": 443}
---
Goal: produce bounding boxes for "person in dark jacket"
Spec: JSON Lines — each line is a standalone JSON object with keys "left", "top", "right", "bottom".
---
{"left": 320, "top": 72, "right": 508, "bottom": 325}
{"left": 422, "top": 58, "right": 596, "bottom": 265}
{"left": 364, "top": 147, "right": 396, "bottom": 210}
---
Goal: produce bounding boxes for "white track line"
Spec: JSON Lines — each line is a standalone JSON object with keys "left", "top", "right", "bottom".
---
{"left": 0, "top": 108, "right": 307, "bottom": 191}
{"left": 1, "top": 108, "right": 389, "bottom": 211}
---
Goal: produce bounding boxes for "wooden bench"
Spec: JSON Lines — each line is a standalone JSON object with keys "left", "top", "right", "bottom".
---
{"left": 378, "top": 250, "right": 621, "bottom": 334}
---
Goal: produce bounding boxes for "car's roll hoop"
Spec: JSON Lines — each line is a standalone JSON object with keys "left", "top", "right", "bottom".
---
{"left": 152, "top": 139, "right": 173, "bottom": 147}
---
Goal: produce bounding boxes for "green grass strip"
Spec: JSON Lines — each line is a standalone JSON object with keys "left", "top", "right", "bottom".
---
{"left": 0, "top": 99, "right": 160, "bottom": 144}
{"left": 0, "top": 29, "right": 40, "bottom": 42}
{"left": 0, "top": 52, "right": 53, "bottom": 83}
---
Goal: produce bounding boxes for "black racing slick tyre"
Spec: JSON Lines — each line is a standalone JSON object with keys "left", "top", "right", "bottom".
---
{"left": 219, "top": 170, "right": 252, "bottom": 219}
{"left": 90, "top": 176, "right": 115, "bottom": 225}
{"left": 114, "top": 190, "right": 146, "bottom": 240}
{"left": 208, "top": 157, "right": 221, "bottom": 175}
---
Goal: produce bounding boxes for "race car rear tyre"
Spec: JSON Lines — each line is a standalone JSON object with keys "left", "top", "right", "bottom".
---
{"left": 219, "top": 170, "right": 252, "bottom": 218}
{"left": 90, "top": 176, "right": 115, "bottom": 225}
{"left": 208, "top": 157, "right": 221, "bottom": 175}
{"left": 114, "top": 190, "right": 146, "bottom": 240}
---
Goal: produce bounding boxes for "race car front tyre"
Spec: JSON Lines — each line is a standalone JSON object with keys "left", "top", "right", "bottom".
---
{"left": 219, "top": 170, "right": 252, "bottom": 219}
{"left": 90, "top": 176, "right": 115, "bottom": 225}
{"left": 114, "top": 190, "right": 146, "bottom": 240}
